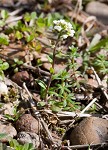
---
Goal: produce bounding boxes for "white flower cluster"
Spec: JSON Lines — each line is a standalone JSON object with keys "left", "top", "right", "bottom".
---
{"left": 53, "top": 19, "right": 75, "bottom": 39}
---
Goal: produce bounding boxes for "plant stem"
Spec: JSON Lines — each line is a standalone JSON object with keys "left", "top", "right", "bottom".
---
{"left": 45, "top": 40, "right": 59, "bottom": 101}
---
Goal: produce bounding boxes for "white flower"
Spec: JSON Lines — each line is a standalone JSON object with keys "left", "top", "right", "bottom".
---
{"left": 67, "top": 22, "right": 73, "bottom": 29}
{"left": 54, "top": 25, "right": 62, "bottom": 31}
{"left": 53, "top": 20, "right": 59, "bottom": 24}
{"left": 53, "top": 19, "right": 75, "bottom": 39}
{"left": 59, "top": 19, "right": 66, "bottom": 24}
{"left": 69, "top": 30, "right": 75, "bottom": 37}
{"left": 62, "top": 34, "right": 68, "bottom": 39}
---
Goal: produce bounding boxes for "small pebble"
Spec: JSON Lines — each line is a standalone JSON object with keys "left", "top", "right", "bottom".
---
{"left": 85, "top": 1, "right": 108, "bottom": 24}
{"left": 0, "top": 122, "right": 17, "bottom": 142}
{"left": 70, "top": 117, "right": 108, "bottom": 145}
{"left": 17, "top": 131, "right": 40, "bottom": 149}
{"left": 15, "top": 114, "right": 39, "bottom": 133}
{"left": 11, "top": 71, "right": 29, "bottom": 86}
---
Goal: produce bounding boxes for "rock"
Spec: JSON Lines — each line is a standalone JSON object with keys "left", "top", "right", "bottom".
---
{"left": 70, "top": 117, "right": 108, "bottom": 145}
{"left": 0, "top": 81, "right": 8, "bottom": 95}
{"left": 11, "top": 71, "right": 30, "bottom": 86}
{"left": 0, "top": 122, "right": 17, "bottom": 142}
{"left": 3, "top": 103, "right": 15, "bottom": 116}
{"left": 15, "top": 114, "right": 39, "bottom": 133}
{"left": 17, "top": 131, "right": 40, "bottom": 149}
{"left": 85, "top": 1, "right": 108, "bottom": 24}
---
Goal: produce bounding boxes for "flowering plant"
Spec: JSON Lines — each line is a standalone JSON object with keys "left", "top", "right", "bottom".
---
{"left": 45, "top": 19, "right": 75, "bottom": 100}
{"left": 53, "top": 19, "right": 75, "bottom": 39}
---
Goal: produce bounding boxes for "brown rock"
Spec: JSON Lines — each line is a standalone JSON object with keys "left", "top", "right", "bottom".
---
{"left": 85, "top": 1, "right": 108, "bottom": 24}
{"left": 11, "top": 71, "right": 29, "bottom": 86}
{"left": 17, "top": 132, "right": 40, "bottom": 149}
{"left": 70, "top": 117, "right": 108, "bottom": 145}
{"left": 0, "top": 122, "right": 17, "bottom": 142}
{"left": 15, "top": 114, "right": 39, "bottom": 133}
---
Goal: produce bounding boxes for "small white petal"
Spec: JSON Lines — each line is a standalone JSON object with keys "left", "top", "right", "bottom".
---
{"left": 53, "top": 19, "right": 75, "bottom": 39}
{"left": 69, "top": 30, "right": 75, "bottom": 37}
{"left": 62, "top": 34, "right": 68, "bottom": 39}
{"left": 67, "top": 22, "right": 73, "bottom": 29}
{"left": 53, "top": 20, "right": 58, "bottom": 24}
{"left": 60, "top": 19, "right": 66, "bottom": 24}
{"left": 54, "top": 25, "right": 62, "bottom": 31}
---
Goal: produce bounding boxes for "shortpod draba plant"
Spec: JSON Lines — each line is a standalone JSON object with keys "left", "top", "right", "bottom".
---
{"left": 45, "top": 19, "right": 75, "bottom": 101}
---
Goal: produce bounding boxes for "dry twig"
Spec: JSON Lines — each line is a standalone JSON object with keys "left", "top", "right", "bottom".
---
{"left": 61, "top": 142, "right": 108, "bottom": 150}
{"left": 91, "top": 67, "right": 108, "bottom": 100}
{"left": 80, "top": 98, "right": 98, "bottom": 114}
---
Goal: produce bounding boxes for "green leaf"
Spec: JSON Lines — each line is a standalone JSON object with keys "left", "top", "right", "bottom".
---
{"left": 50, "top": 67, "right": 54, "bottom": 74}
{"left": 63, "top": 106, "right": 71, "bottom": 111}
{"left": 2, "top": 62, "right": 9, "bottom": 70}
{"left": 0, "top": 33, "right": 9, "bottom": 45}
{"left": 15, "top": 31, "right": 23, "bottom": 40}
{"left": 35, "top": 42, "right": 42, "bottom": 51}
{"left": 1, "top": 10, "right": 8, "bottom": 19}
{"left": 31, "top": 12, "right": 37, "bottom": 20}
{"left": 4, "top": 114, "right": 15, "bottom": 121}
{"left": 17, "top": 60, "right": 23, "bottom": 65}
{"left": 0, "top": 133, "right": 7, "bottom": 139}
{"left": 24, "top": 13, "right": 31, "bottom": 22}
{"left": 26, "top": 34, "right": 34, "bottom": 42}
{"left": 36, "top": 18, "right": 45, "bottom": 28}
{"left": 36, "top": 80, "right": 46, "bottom": 89}
{"left": 27, "top": 143, "right": 34, "bottom": 150}
{"left": 88, "top": 33, "right": 101, "bottom": 50}
{"left": 45, "top": 13, "right": 53, "bottom": 27}
{"left": 37, "top": 101, "right": 46, "bottom": 107}
{"left": 9, "top": 139, "right": 19, "bottom": 148}
{"left": 0, "top": 70, "right": 4, "bottom": 80}
{"left": 51, "top": 105, "right": 61, "bottom": 112}
{"left": 63, "top": 99, "right": 67, "bottom": 107}
{"left": 48, "top": 90, "right": 58, "bottom": 97}
{"left": 9, "top": 139, "right": 34, "bottom": 150}
{"left": 14, "top": 58, "right": 23, "bottom": 65}
{"left": 89, "top": 38, "right": 108, "bottom": 53}
{"left": 22, "top": 143, "right": 29, "bottom": 150}
{"left": 22, "top": 143, "right": 34, "bottom": 150}
{"left": 47, "top": 55, "right": 53, "bottom": 63}
{"left": 0, "top": 59, "right": 3, "bottom": 64}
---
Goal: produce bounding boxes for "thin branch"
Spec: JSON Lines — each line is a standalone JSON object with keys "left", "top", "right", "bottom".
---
{"left": 44, "top": 110, "right": 91, "bottom": 118}
{"left": 6, "top": 16, "right": 23, "bottom": 24}
{"left": 91, "top": 66, "right": 108, "bottom": 100}
{"left": 9, "top": 8, "right": 24, "bottom": 16}
{"left": 80, "top": 98, "right": 97, "bottom": 114}
{"left": 0, "top": 53, "right": 50, "bottom": 76}
{"left": 61, "top": 142, "right": 108, "bottom": 150}
{"left": 22, "top": 63, "right": 50, "bottom": 76}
